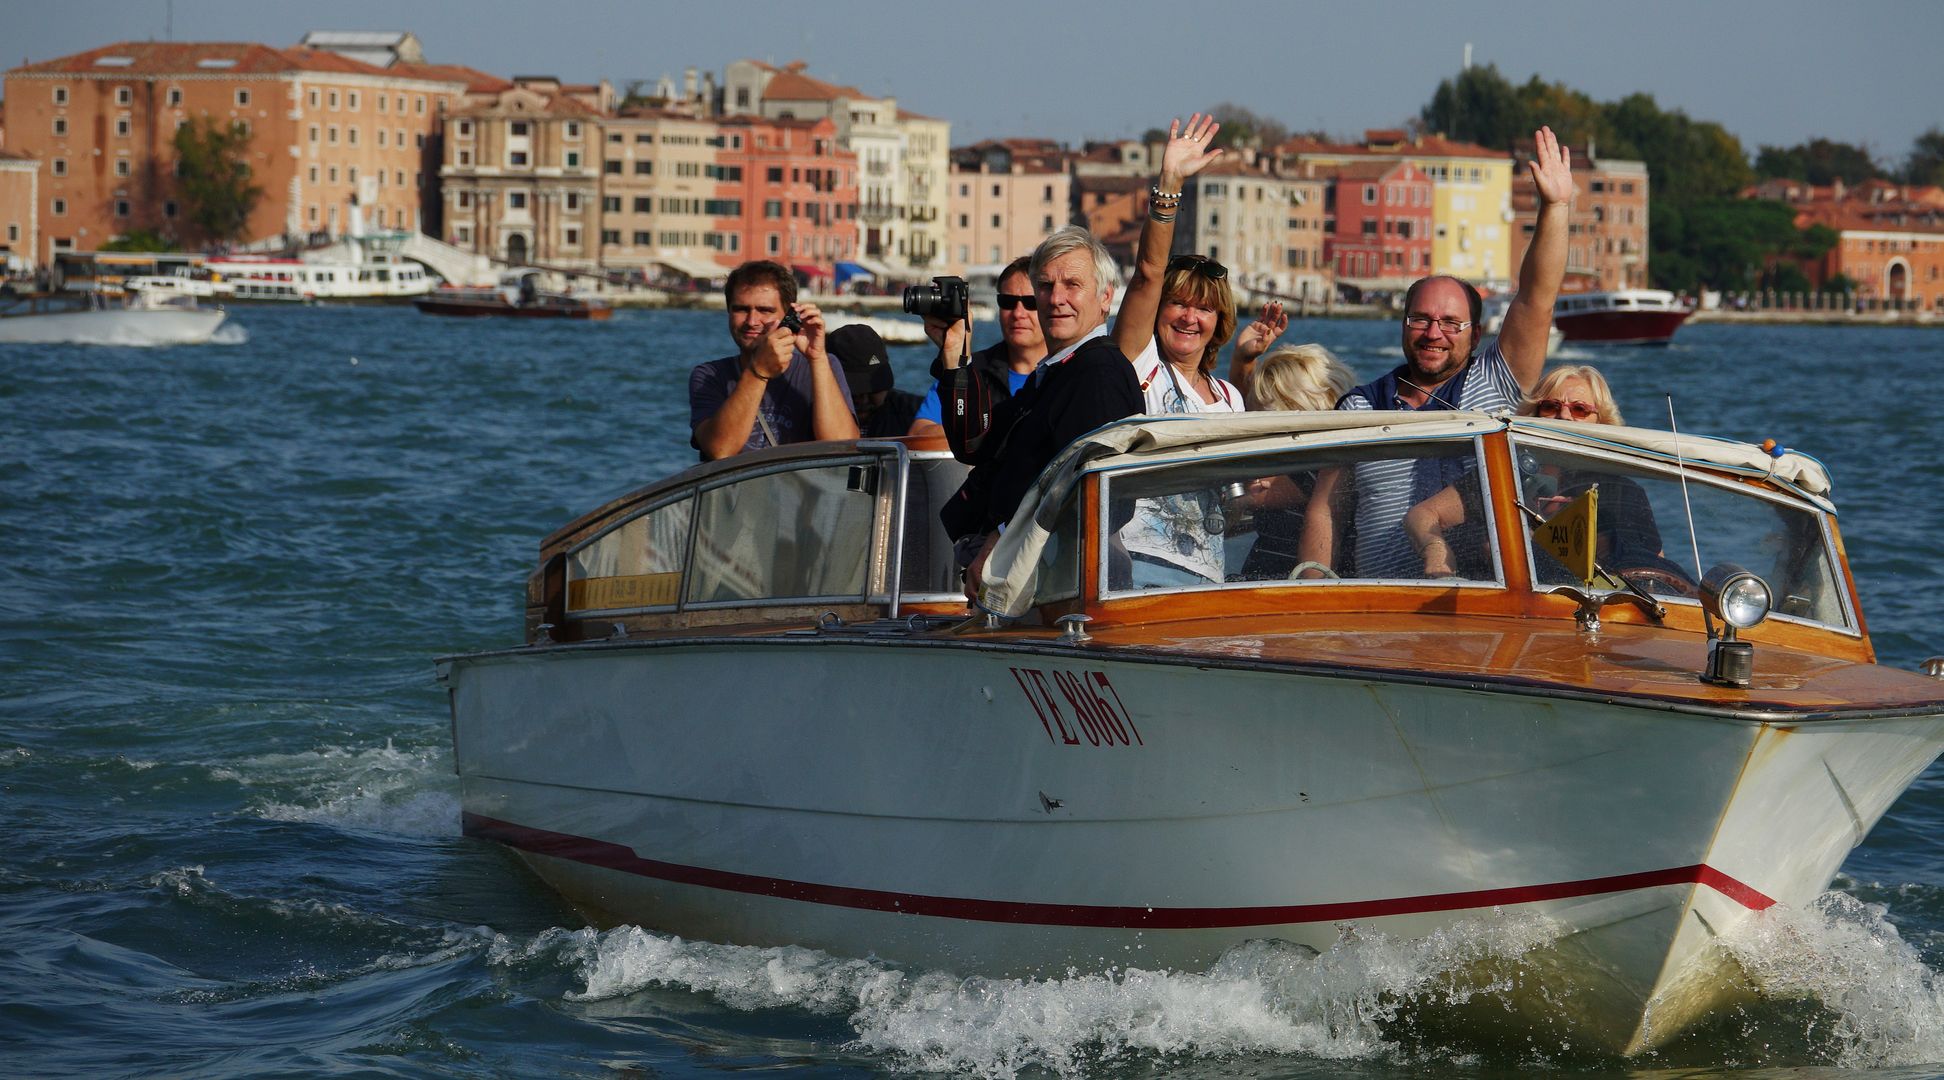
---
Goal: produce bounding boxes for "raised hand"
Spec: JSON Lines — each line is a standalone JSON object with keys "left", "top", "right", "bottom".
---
{"left": 1159, "top": 113, "right": 1223, "bottom": 187}
{"left": 1233, "top": 301, "right": 1288, "bottom": 364}
{"left": 1529, "top": 126, "right": 1575, "bottom": 207}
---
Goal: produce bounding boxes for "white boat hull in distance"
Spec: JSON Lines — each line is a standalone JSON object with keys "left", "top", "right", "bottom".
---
{"left": 0, "top": 306, "right": 227, "bottom": 345}
{"left": 444, "top": 638, "right": 1944, "bottom": 1054}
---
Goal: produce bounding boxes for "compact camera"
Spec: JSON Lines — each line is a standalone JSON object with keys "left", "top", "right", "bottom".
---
{"left": 779, "top": 306, "right": 804, "bottom": 333}
{"left": 902, "top": 276, "right": 971, "bottom": 322}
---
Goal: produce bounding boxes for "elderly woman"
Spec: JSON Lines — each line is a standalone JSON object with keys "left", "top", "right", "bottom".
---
{"left": 1404, "top": 364, "right": 1667, "bottom": 581}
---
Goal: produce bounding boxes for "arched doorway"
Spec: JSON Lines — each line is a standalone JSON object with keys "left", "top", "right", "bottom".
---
{"left": 1885, "top": 259, "right": 1909, "bottom": 302}
{"left": 505, "top": 233, "right": 529, "bottom": 266}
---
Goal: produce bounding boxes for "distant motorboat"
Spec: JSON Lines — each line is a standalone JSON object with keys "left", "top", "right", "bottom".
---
{"left": 414, "top": 269, "right": 613, "bottom": 320}
{"left": 1552, "top": 289, "right": 1697, "bottom": 346}
{"left": 0, "top": 283, "right": 226, "bottom": 345}
{"left": 841, "top": 314, "right": 931, "bottom": 345}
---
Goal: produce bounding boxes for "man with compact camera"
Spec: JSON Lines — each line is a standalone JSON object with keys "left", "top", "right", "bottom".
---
{"left": 689, "top": 259, "right": 858, "bottom": 461}
{"left": 905, "top": 255, "right": 1047, "bottom": 455}
{"left": 944, "top": 225, "right": 1143, "bottom": 599}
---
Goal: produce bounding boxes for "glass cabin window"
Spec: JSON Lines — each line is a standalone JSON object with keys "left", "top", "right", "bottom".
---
{"left": 1101, "top": 439, "right": 1499, "bottom": 594}
{"left": 900, "top": 455, "right": 972, "bottom": 598}
{"left": 686, "top": 461, "right": 880, "bottom": 604}
{"left": 565, "top": 496, "right": 693, "bottom": 614}
{"left": 1512, "top": 443, "right": 1850, "bottom": 628}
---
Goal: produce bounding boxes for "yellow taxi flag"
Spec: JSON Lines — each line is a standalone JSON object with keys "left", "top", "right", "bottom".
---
{"left": 1538, "top": 486, "right": 1599, "bottom": 584}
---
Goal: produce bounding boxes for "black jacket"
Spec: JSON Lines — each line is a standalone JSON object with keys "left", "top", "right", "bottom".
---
{"left": 941, "top": 336, "right": 1142, "bottom": 539}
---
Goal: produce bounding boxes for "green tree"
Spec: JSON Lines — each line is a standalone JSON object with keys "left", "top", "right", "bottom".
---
{"left": 1205, "top": 102, "right": 1288, "bottom": 149}
{"left": 1904, "top": 127, "right": 1944, "bottom": 186}
{"left": 100, "top": 228, "right": 178, "bottom": 253}
{"left": 172, "top": 117, "right": 262, "bottom": 245}
{"left": 1753, "top": 138, "right": 1883, "bottom": 185}
{"left": 1420, "top": 63, "right": 1527, "bottom": 150}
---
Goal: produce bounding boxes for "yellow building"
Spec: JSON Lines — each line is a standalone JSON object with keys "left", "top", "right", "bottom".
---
{"left": 1275, "top": 130, "right": 1513, "bottom": 284}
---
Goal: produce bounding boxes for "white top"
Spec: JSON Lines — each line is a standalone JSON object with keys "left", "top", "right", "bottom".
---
{"left": 1119, "top": 341, "right": 1247, "bottom": 583}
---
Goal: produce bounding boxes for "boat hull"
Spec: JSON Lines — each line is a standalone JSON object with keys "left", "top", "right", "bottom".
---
{"left": 1554, "top": 308, "right": 1694, "bottom": 345}
{"left": 0, "top": 306, "right": 226, "bottom": 345}
{"left": 445, "top": 637, "right": 1943, "bottom": 1052}
{"left": 413, "top": 296, "right": 612, "bottom": 319}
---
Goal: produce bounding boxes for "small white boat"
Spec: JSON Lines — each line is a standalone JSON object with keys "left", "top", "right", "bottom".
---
{"left": 0, "top": 284, "right": 226, "bottom": 345}
{"left": 843, "top": 314, "right": 932, "bottom": 345}
{"left": 1481, "top": 293, "right": 1565, "bottom": 355}
{"left": 442, "top": 413, "right": 1944, "bottom": 1055}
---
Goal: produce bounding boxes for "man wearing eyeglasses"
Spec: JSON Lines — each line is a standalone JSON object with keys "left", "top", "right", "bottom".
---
{"left": 907, "top": 255, "right": 1046, "bottom": 454}
{"left": 1299, "top": 126, "right": 1574, "bottom": 579}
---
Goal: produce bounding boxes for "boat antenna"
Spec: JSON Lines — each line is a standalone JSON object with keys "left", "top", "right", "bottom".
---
{"left": 1665, "top": 393, "right": 1716, "bottom": 641}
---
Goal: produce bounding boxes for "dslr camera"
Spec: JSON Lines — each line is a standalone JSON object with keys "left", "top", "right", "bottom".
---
{"left": 902, "top": 276, "right": 970, "bottom": 322}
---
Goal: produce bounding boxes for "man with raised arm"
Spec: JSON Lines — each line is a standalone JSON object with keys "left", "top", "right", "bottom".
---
{"left": 951, "top": 118, "right": 1228, "bottom": 599}
{"left": 1297, "top": 126, "right": 1576, "bottom": 579}
{"left": 689, "top": 259, "right": 858, "bottom": 461}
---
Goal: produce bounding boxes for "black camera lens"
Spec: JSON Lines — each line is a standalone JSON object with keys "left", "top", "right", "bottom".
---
{"left": 902, "top": 276, "right": 970, "bottom": 322}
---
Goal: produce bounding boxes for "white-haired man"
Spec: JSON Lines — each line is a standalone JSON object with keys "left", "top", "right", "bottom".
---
{"left": 944, "top": 225, "right": 1142, "bottom": 597}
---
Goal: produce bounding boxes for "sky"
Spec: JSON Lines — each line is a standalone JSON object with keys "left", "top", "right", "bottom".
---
{"left": 6, "top": 0, "right": 1940, "bottom": 167}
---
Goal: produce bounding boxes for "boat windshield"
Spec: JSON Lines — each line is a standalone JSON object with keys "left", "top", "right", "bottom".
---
{"left": 1511, "top": 441, "right": 1852, "bottom": 630}
{"left": 1097, "top": 438, "right": 1500, "bottom": 595}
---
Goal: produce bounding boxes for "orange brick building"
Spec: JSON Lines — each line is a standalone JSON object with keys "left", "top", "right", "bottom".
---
{"left": 1754, "top": 179, "right": 1944, "bottom": 310}
{"left": 1511, "top": 149, "right": 1649, "bottom": 290}
{"left": 3, "top": 41, "right": 468, "bottom": 261}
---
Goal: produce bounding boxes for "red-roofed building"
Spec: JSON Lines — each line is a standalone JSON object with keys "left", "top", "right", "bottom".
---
{"left": 4, "top": 40, "right": 468, "bottom": 260}
{"left": 945, "top": 141, "right": 1070, "bottom": 275}
{"left": 1177, "top": 158, "right": 1333, "bottom": 302}
{"left": 713, "top": 115, "right": 859, "bottom": 276}
{"left": 1314, "top": 159, "right": 1433, "bottom": 291}
{"left": 1758, "top": 180, "right": 1944, "bottom": 309}
{"left": 1510, "top": 146, "right": 1649, "bottom": 291}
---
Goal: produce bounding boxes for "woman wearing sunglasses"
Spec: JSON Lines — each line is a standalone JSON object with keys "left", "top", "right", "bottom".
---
{"left": 1404, "top": 365, "right": 1669, "bottom": 582}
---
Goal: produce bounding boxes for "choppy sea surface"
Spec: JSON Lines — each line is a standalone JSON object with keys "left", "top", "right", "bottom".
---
{"left": 3, "top": 305, "right": 1941, "bottom": 1078}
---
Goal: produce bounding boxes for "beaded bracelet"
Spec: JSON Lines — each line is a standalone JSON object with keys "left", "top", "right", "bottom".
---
{"left": 1151, "top": 183, "right": 1184, "bottom": 201}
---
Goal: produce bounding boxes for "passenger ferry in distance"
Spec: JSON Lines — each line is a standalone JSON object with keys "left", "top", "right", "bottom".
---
{"left": 441, "top": 412, "right": 1944, "bottom": 1056}
{"left": 206, "top": 231, "right": 437, "bottom": 302}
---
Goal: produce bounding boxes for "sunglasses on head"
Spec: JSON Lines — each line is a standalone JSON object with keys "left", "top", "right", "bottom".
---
{"left": 1167, "top": 254, "right": 1228, "bottom": 280}
{"left": 996, "top": 292, "right": 1037, "bottom": 311}
{"left": 1535, "top": 398, "right": 1598, "bottom": 419}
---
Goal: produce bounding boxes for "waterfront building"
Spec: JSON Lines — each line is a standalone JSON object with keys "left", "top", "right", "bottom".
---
{"left": 724, "top": 59, "right": 946, "bottom": 279}
{"left": 3, "top": 41, "right": 467, "bottom": 263}
{"left": 711, "top": 114, "right": 859, "bottom": 278}
{"left": 593, "top": 108, "right": 724, "bottom": 283}
{"left": 1176, "top": 160, "right": 1312, "bottom": 300}
{"left": 0, "top": 151, "right": 39, "bottom": 272}
{"left": 945, "top": 140, "right": 1071, "bottom": 276}
{"left": 1311, "top": 159, "right": 1434, "bottom": 293}
{"left": 1073, "top": 174, "right": 1150, "bottom": 269}
{"left": 1281, "top": 171, "right": 1332, "bottom": 303}
{"left": 1763, "top": 179, "right": 1944, "bottom": 310}
{"left": 1275, "top": 131, "right": 1512, "bottom": 283}
{"left": 1511, "top": 147, "right": 1649, "bottom": 290}
{"left": 439, "top": 76, "right": 602, "bottom": 269}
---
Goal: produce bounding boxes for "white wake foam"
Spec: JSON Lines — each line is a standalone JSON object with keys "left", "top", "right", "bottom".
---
{"left": 223, "top": 738, "right": 459, "bottom": 837}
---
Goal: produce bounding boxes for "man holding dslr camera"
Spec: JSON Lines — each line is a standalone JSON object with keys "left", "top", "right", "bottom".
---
{"left": 905, "top": 255, "right": 1046, "bottom": 451}
{"left": 689, "top": 259, "right": 858, "bottom": 461}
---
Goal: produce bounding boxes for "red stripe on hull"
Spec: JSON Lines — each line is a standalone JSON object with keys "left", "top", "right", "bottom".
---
{"left": 463, "top": 812, "right": 1775, "bottom": 928}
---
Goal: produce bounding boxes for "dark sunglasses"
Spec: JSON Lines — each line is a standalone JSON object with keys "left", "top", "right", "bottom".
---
{"left": 1167, "top": 254, "right": 1228, "bottom": 280}
{"left": 996, "top": 292, "right": 1037, "bottom": 311}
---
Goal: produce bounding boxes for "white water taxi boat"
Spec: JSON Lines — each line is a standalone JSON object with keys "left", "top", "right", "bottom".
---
{"left": 0, "top": 284, "right": 226, "bottom": 345}
{"left": 442, "top": 412, "right": 1944, "bottom": 1054}
{"left": 1553, "top": 288, "right": 1697, "bottom": 346}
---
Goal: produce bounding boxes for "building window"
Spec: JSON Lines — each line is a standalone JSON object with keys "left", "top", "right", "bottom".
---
{"left": 457, "top": 191, "right": 473, "bottom": 208}
{"left": 115, "top": 159, "right": 130, "bottom": 177}
{"left": 509, "top": 192, "right": 527, "bottom": 209}
{"left": 510, "top": 121, "right": 530, "bottom": 137}
{"left": 990, "top": 214, "right": 1000, "bottom": 228}
{"left": 1363, "top": 185, "right": 1376, "bottom": 205}
{"left": 765, "top": 200, "right": 782, "bottom": 219}
{"left": 329, "top": 166, "right": 339, "bottom": 182}
{"left": 115, "top": 86, "right": 132, "bottom": 105}
{"left": 458, "top": 149, "right": 472, "bottom": 166}
{"left": 604, "top": 160, "right": 622, "bottom": 174}
{"left": 52, "top": 158, "right": 66, "bottom": 177}
{"left": 309, "top": 124, "right": 319, "bottom": 144}
{"left": 396, "top": 170, "right": 405, "bottom": 187}
{"left": 5, "top": 225, "right": 15, "bottom": 243}
{"left": 509, "top": 151, "right": 528, "bottom": 166}
{"left": 236, "top": 89, "right": 251, "bottom": 107}
{"left": 564, "top": 227, "right": 580, "bottom": 246}
{"left": 767, "top": 234, "right": 780, "bottom": 254}
{"left": 52, "top": 198, "right": 67, "bottom": 216}
{"left": 415, "top": 96, "right": 425, "bottom": 114}
{"left": 396, "top": 95, "right": 405, "bottom": 112}
{"left": 634, "top": 161, "right": 651, "bottom": 175}
{"left": 168, "top": 87, "right": 183, "bottom": 107}
{"left": 377, "top": 129, "right": 387, "bottom": 147}
{"left": 53, "top": 117, "right": 68, "bottom": 136}
{"left": 348, "top": 126, "right": 359, "bottom": 146}
{"left": 565, "top": 151, "right": 580, "bottom": 168}
{"left": 633, "top": 230, "right": 652, "bottom": 245}
{"left": 376, "top": 93, "right": 387, "bottom": 113}
{"left": 348, "top": 167, "right": 358, "bottom": 183}
{"left": 309, "top": 166, "right": 319, "bottom": 182}
{"left": 566, "top": 121, "right": 580, "bottom": 139}
{"left": 458, "top": 120, "right": 473, "bottom": 138}
{"left": 308, "top": 89, "right": 319, "bottom": 108}
{"left": 53, "top": 85, "right": 68, "bottom": 105}
{"left": 328, "top": 125, "right": 339, "bottom": 145}
{"left": 635, "top": 196, "right": 652, "bottom": 213}
{"left": 347, "top": 91, "right": 360, "bottom": 110}
{"left": 767, "top": 167, "right": 784, "bottom": 182}
{"left": 565, "top": 193, "right": 581, "bottom": 211}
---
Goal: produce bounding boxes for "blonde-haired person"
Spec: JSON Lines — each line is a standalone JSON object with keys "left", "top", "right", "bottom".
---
{"left": 1405, "top": 364, "right": 1672, "bottom": 581}
{"left": 1246, "top": 344, "right": 1357, "bottom": 412}
{"left": 1234, "top": 344, "right": 1360, "bottom": 579}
